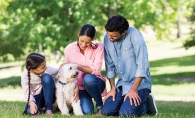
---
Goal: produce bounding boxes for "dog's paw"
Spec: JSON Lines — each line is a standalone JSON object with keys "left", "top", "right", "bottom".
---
{"left": 75, "top": 112, "right": 84, "bottom": 116}
{"left": 61, "top": 113, "right": 70, "bottom": 116}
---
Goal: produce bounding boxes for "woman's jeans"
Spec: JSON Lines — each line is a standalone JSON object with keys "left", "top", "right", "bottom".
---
{"left": 102, "top": 88, "right": 151, "bottom": 117}
{"left": 79, "top": 74, "right": 105, "bottom": 114}
{"left": 25, "top": 74, "right": 55, "bottom": 115}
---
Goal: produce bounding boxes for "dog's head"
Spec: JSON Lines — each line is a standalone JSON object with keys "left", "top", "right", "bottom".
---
{"left": 56, "top": 63, "right": 78, "bottom": 83}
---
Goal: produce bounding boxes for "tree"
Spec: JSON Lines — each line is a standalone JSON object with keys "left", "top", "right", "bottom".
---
{"left": 1, "top": 0, "right": 195, "bottom": 60}
{"left": 183, "top": 4, "right": 195, "bottom": 49}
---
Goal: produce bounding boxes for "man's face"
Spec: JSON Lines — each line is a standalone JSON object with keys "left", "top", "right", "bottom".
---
{"left": 106, "top": 31, "right": 126, "bottom": 42}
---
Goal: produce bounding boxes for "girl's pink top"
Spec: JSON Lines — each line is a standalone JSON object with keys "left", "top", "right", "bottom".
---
{"left": 64, "top": 41, "right": 107, "bottom": 96}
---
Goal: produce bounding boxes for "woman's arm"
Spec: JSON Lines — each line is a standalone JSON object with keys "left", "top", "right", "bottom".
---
{"left": 77, "top": 64, "right": 92, "bottom": 74}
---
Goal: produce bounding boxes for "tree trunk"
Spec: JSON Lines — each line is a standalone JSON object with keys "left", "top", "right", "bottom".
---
{"left": 107, "top": 0, "right": 117, "bottom": 18}
{"left": 177, "top": 4, "right": 182, "bottom": 38}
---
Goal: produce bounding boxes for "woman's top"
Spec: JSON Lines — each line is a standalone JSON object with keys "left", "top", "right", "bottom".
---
{"left": 64, "top": 41, "right": 106, "bottom": 96}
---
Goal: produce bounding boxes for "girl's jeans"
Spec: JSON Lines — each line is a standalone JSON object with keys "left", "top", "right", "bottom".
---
{"left": 25, "top": 74, "right": 55, "bottom": 115}
{"left": 79, "top": 74, "right": 105, "bottom": 114}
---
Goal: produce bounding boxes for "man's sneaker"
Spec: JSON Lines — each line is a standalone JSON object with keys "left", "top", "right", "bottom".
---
{"left": 147, "top": 93, "right": 158, "bottom": 116}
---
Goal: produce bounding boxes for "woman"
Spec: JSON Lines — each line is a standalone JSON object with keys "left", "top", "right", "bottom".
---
{"left": 64, "top": 24, "right": 106, "bottom": 115}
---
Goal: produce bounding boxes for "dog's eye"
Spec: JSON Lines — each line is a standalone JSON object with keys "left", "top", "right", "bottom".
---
{"left": 69, "top": 67, "right": 72, "bottom": 70}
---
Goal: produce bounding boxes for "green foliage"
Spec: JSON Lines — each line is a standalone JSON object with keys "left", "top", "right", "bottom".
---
{"left": 0, "top": 53, "right": 15, "bottom": 62}
{"left": 183, "top": 4, "right": 195, "bottom": 49}
{"left": 0, "top": 0, "right": 195, "bottom": 59}
{"left": 183, "top": 35, "right": 195, "bottom": 49}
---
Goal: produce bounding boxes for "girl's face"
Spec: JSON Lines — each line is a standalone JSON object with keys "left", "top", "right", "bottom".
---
{"left": 31, "top": 60, "right": 47, "bottom": 75}
{"left": 78, "top": 35, "right": 92, "bottom": 51}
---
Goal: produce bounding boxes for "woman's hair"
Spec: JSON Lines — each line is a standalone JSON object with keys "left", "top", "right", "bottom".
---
{"left": 105, "top": 15, "right": 129, "bottom": 34}
{"left": 22, "top": 53, "right": 45, "bottom": 115}
{"left": 77, "top": 24, "right": 98, "bottom": 49}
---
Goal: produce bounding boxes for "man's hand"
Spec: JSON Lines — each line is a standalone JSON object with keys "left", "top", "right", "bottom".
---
{"left": 124, "top": 89, "right": 141, "bottom": 106}
{"left": 72, "top": 84, "right": 79, "bottom": 103}
{"left": 29, "top": 100, "right": 37, "bottom": 114}
{"left": 103, "top": 87, "right": 116, "bottom": 104}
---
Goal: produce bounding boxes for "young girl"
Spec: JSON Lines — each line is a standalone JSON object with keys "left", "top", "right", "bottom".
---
{"left": 21, "top": 53, "right": 58, "bottom": 116}
{"left": 64, "top": 24, "right": 106, "bottom": 115}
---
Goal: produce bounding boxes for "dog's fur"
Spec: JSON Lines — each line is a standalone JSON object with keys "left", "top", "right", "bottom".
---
{"left": 53, "top": 64, "right": 83, "bottom": 115}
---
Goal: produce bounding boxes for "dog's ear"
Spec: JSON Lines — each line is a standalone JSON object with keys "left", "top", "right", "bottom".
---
{"left": 55, "top": 71, "right": 62, "bottom": 80}
{"left": 55, "top": 73, "right": 59, "bottom": 80}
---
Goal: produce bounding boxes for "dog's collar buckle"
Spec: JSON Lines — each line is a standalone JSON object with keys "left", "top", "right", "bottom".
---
{"left": 59, "top": 81, "right": 66, "bottom": 86}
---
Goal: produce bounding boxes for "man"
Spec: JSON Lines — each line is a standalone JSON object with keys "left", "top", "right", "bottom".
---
{"left": 101, "top": 15, "right": 158, "bottom": 117}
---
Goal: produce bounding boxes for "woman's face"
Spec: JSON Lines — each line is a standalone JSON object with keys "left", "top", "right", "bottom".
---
{"left": 78, "top": 35, "right": 92, "bottom": 50}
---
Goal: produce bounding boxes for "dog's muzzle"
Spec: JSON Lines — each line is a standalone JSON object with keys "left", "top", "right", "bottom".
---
{"left": 71, "top": 71, "right": 78, "bottom": 78}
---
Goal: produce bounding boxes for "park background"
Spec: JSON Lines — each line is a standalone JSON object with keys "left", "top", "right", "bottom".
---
{"left": 0, "top": 0, "right": 195, "bottom": 117}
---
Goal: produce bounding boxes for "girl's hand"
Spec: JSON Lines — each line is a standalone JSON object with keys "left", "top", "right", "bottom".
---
{"left": 29, "top": 100, "right": 38, "bottom": 115}
{"left": 72, "top": 84, "right": 79, "bottom": 103}
{"left": 59, "top": 62, "right": 68, "bottom": 69}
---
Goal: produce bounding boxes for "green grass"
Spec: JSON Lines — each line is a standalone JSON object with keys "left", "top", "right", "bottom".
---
{"left": 0, "top": 101, "right": 195, "bottom": 118}
{"left": 0, "top": 39, "right": 195, "bottom": 117}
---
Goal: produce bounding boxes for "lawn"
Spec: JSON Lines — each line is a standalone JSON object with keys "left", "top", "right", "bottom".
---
{"left": 0, "top": 39, "right": 195, "bottom": 117}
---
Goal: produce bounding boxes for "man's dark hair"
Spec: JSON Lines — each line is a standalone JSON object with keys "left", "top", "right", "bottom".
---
{"left": 105, "top": 15, "right": 129, "bottom": 34}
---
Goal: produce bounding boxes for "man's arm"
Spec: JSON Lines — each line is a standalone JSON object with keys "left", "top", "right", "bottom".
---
{"left": 103, "top": 78, "right": 116, "bottom": 103}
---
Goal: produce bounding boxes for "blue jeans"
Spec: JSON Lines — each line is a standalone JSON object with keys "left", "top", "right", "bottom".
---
{"left": 79, "top": 74, "right": 105, "bottom": 114}
{"left": 102, "top": 88, "right": 151, "bottom": 117}
{"left": 26, "top": 74, "right": 55, "bottom": 115}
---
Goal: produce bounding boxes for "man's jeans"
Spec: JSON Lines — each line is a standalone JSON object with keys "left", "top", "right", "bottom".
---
{"left": 26, "top": 74, "right": 55, "bottom": 115}
{"left": 102, "top": 88, "right": 151, "bottom": 117}
{"left": 79, "top": 74, "right": 105, "bottom": 114}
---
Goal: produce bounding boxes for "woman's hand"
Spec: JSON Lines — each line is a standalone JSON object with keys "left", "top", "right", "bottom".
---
{"left": 29, "top": 100, "right": 38, "bottom": 115}
{"left": 72, "top": 84, "right": 79, "bottom": 103}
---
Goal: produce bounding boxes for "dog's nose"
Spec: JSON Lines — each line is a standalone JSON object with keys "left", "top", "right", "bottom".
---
{"left": 76, "top": 71, "right": 78, "bottom": 75}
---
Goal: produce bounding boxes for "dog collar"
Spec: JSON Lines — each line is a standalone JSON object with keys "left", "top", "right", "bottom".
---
{"left": 59, "top": 81, "right": 66, "bottom": 85}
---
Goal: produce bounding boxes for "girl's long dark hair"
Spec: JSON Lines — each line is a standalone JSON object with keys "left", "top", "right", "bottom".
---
{"left": 22, "top": 53, "right": 45, "bottom": 115}
{"left": 77, "top": 24, "right": 98, "bottom": 49}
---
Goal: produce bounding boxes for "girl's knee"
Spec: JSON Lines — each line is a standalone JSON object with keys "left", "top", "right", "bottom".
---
{"left": 41, "top": 74, "right": 53, "bottom": 83}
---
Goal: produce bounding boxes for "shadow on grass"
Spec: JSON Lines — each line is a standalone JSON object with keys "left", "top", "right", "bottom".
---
{"left": 1, "top": 54, "right": 195, "bottom": 88}
{"left": 0, "top": 64, "right": 21, "bottom": 70}
{"left": 150, "top": 54, "right": 195, "bottom": 67}
{"left": 151, "top": 71, "right": 195, "bottom": 85}
{"left": 101, "top": 70, "right": 195, "bottom": 86}
{"left": 0, "top": 76, "right": 21, "bottom": 88}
